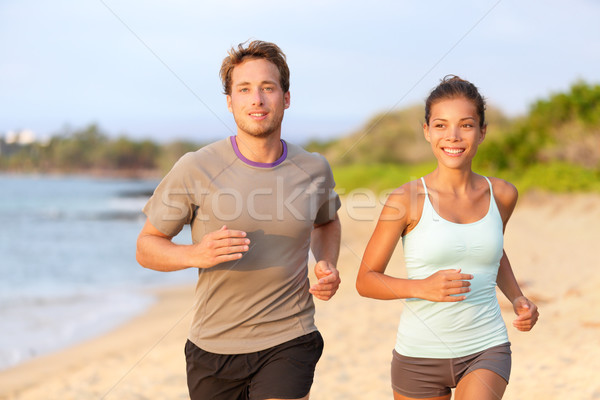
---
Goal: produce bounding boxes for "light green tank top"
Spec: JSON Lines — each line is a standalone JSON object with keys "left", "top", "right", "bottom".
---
{"left": 395, "top": 177, "right": 509, "bottom": 358}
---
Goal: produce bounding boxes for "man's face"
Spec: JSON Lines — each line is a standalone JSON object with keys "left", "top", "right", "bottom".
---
{"left": 227, "top": 58, "right": 290, "bottom": 138}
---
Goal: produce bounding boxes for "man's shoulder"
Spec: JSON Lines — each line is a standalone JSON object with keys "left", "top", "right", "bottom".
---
{"left": 175, "top": 137, "right": 233, "bottom": 166}
{"left": 285, "top": 141, "right": 331, "bottom": 172}
{"left": 188, "top": 137, "right": 231, "bottom": 159}
{"left": 164, "top": 138, "right": 235, "bottom": 182}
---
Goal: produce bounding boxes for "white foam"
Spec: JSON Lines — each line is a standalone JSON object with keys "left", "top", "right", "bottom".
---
{"left": 0, "top": 289, "right": 155, "bottom": 371}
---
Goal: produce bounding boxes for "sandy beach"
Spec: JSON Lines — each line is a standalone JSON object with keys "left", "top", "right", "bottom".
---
{"left": 2, "top": 192, "right": 600, "bottom": 400}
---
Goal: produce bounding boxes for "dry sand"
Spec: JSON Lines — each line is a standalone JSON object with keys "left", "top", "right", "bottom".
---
{"left": 1, "top": 193, "right": 600, "bottom": 400}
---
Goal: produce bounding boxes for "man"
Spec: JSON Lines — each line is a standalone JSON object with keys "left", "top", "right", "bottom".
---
{"left": 136, "top": 40, "right": 342, "bottom": 400}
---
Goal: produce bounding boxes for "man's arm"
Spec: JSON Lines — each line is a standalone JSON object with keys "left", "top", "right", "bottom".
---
{"left": 136, "top": 219, "right": 250, "bottom": 271}
{"left": 309, "top": 213, "right": 341, "bottom": 300}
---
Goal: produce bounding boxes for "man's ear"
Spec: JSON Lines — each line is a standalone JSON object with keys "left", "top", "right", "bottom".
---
{"left": 284, "top": 91, "right": 290, "bottom": 110}
{"left": 226, "top": 95, "right": 233, "bottom": 113}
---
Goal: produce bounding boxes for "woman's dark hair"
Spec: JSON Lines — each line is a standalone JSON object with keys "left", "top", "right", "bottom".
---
{"left": 425, "top": 75, "right": 486, "bottom": 128}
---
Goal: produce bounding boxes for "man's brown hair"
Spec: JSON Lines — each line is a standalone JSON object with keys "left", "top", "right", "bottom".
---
{"left": 220, "top": 40, "right": 290, "bottom": 96}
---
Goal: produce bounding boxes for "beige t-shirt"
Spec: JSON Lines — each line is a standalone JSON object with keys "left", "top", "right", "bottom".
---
{"left": 143, "top": 137, "right": 340, "bottom": 354}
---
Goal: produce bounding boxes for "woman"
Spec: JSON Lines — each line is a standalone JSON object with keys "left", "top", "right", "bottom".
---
{"left": 356, "top": 75, "right": 539, "bottom": 400}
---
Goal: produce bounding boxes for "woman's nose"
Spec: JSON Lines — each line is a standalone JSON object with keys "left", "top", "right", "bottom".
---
{"left": 446, "top": 126, "right": 460, "bottom": 141}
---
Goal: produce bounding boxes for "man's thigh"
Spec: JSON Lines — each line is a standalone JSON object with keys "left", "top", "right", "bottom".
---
{"left": 185, "top": 332, "right": 324, "bottom": 400}
{"left": 185, "top": 339, "right": 251, "bottom": 400}
{"left": 249, "top": 331, "right": 324, "bottom": 400}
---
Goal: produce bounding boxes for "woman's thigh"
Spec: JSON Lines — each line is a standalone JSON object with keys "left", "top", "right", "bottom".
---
{"left": 454, "top": 369, "right": 507, "bottom": 400}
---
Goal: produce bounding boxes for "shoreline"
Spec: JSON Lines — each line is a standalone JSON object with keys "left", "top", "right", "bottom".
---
{"left": 0, "top": 169, "right": 163, "bottom": 180}
{"left": 2, "top": 193, "right": 600, "bottom": 399}
{"left": 0, "top": 284, "right": 196, "bottom": 399}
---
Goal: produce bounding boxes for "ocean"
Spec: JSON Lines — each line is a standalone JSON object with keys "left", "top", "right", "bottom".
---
{"left": 0, "top": 174, "right": 196, "bottom": 371}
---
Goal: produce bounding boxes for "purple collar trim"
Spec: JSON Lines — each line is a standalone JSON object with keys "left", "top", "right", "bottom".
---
{"left": 229, "top": 136, "right": 287, "bottom": 168}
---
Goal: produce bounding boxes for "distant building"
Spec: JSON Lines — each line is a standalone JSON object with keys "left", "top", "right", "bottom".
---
{"left": 5, "top": 129, "right": 37, "bottom": 145}
{"left": 0, "top": 129, "right": 37, "bottom": 157}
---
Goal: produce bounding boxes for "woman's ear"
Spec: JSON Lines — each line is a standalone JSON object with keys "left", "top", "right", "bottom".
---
{"left": 479, "top": 123, "right": 487, "bottom": 144}
{"left": 423, "top": 122, "right": 431, "bottom": 143}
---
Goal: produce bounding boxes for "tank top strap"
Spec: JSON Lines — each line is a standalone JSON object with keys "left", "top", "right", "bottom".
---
{"left": 483, "top": 176, "right": 493, "bottom": 195}
{"left": 483, "top": 176, "right": 500, "bottom": 217}
{"left": 420, "top": 177, "right": 429, "bottom": 196}
{"left": 483, "top": 176, "right": 495, "bottom": 204}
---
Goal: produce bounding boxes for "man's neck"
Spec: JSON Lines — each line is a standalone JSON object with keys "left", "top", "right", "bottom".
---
{"left": 234, "top": 133, "right": 283, "bottom": 164}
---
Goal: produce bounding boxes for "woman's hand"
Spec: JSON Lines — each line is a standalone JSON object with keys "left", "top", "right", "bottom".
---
{"left": 512, "top": 296, "right": 539, "bottom": 331}
{"left": 416, "top": 269, "right": 473, "bottom": 302}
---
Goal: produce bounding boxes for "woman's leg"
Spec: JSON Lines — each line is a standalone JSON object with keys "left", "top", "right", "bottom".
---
{"left": 454, "top": 369, "right": 507, "bottom": 400}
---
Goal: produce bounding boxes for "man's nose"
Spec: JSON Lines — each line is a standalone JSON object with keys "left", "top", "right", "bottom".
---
{"left": 252, "top": 90, "right": 264, "bottom": 106}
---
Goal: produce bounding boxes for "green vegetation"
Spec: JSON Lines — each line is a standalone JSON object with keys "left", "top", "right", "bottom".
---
{"left": 2, "top": 81, "right": 599, "bottom": 192}
{"left": 332, "top": 162, "right": 437, "bottom": 194}
{"left": 332, "top": 161, "right": 600, "bottom": 195}
{"left": 307, "top": 80, "right": 600, "bottom": 193}
{"left": 475, "top": 80, "right": 600, "bottom": 172}
{"left": 0, "top": 124, "right": 202, "bottom": 177}
{"left": 490, "top": 161, "right": 600, "bottom": 192}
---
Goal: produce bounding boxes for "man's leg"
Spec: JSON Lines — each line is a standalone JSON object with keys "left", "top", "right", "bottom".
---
{"left": 249, "top": 332, "right": 324, "bottom": 400}
{"left": 265, "top": 395, "right": 309, "bottom": 400}
{"left": 185, "top": 339, "right": 250, "bottom": 400}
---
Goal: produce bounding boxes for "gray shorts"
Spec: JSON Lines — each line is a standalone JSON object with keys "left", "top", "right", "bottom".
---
{"left": 391, "top": 342, "right": 511, "bottom": 398}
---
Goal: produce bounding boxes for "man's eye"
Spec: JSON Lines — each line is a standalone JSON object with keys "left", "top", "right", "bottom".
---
{"left": 263, "top": 87, "right": 273, "bottom": 92}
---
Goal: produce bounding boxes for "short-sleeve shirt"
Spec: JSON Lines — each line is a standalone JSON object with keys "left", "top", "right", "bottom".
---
{"left": 143, "top": 136, "right": 341, "bottom": 354}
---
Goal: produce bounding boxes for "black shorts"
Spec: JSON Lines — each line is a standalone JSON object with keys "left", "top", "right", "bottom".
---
{"left": 185, "top": 331, "right": 324, "bottom": 400}
{"left": 391, "top": 342, "right": 511, "bottom": 398}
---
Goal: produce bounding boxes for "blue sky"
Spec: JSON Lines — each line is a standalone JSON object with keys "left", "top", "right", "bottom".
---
{"left": 1, "top": 0, "right": 599, "bottom": 144}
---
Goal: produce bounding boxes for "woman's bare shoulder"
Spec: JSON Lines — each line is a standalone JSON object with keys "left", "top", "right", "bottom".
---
{"left": 382, "top": 179, "right": 426, "bottom": 231}
{"left": 488, "top": 176, "right": 518, "bottom": 221}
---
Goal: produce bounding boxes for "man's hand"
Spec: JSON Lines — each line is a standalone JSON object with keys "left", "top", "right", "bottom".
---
{"left": 191, "top": 225, "right": 250, "bottom": 269}
{"left": 137, "top": 220, "right": 248, "bottom": 272}
{"left": 309, "top": 261, "right": 341, "bottom": 301}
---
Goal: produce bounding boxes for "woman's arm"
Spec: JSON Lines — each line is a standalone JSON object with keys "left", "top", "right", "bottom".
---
{"left": 356, "top": 182, "right": 472, "bottom": 301}
{"left": 355, "top": 187, "right": 413, "bottom": 299}
{"left": 492, "top": 177, "right": 539, "bottom": 331}
{"left": 497, "top": 250, "right": 539, "bottom": 331}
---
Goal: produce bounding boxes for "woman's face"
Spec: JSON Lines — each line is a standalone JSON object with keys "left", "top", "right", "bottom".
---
{"left": 423, "top": 96, "right": 486, "bottom": 169}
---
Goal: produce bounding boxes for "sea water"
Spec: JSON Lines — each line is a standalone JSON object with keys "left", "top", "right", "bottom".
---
{"left": 0, "top": 174, "right": 196, "bottom": 371}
